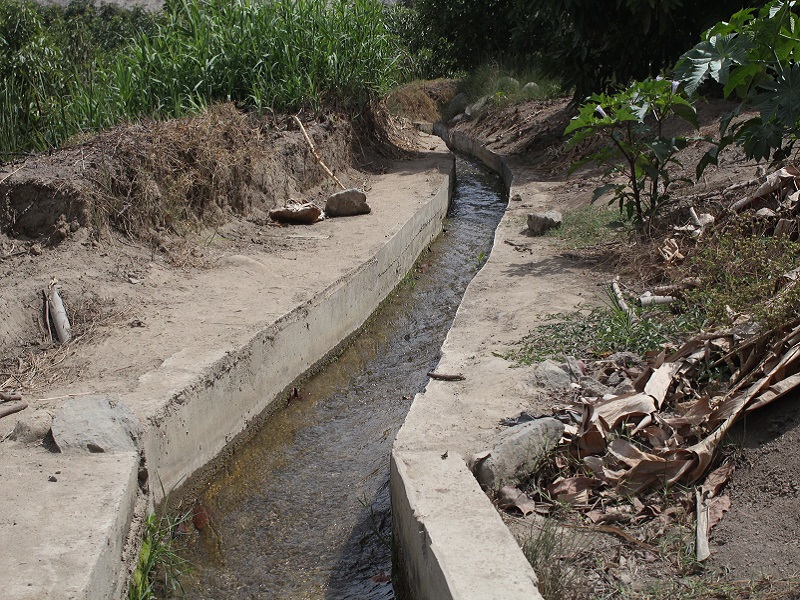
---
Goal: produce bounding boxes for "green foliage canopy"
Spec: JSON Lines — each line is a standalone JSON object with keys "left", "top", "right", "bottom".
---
{"left": 415, "top": 0, "right": 763, "bottom": 97}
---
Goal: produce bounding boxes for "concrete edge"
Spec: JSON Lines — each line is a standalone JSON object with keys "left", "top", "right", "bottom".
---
{"left": 391, "top": 124, "right": 545, "bottom": 600}
{"left": 104, "top": 152, "right": 457, "bottom": 595}
{"left": 2, "top": 150, "right": 456, "bottom": 600}
{"left": 138, "top": 154, "right": 454, "bottom": 500}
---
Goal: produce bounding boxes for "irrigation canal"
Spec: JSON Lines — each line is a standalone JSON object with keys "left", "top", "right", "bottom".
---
{"left": 179, "top": 154, "right": 507, "bottom": 599}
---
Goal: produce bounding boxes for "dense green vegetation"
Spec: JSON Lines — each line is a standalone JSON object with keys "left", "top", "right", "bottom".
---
{"left": 0, "top": 0, "right": 400, "bottom": 155}
{"left": 414, "top": 0, "right": 765, "bottom": 98}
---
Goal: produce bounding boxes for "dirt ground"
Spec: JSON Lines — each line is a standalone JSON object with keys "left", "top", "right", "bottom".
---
{"left": 2, "top": 86, "right": 800, "bottom": 598}
{"left": 0, "top": 103, "right": 409, "bottom": 406}
{"left": 444, "top": 94, "right": 800, "bottom": 598}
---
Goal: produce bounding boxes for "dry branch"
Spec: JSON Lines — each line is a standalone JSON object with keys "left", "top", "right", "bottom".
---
{"left": 46, "top": 283, "right": 71, "bottom": 344}
{"left": 427, "top": 372, "right": 466, "bottom": 381}
{"left": 293, "top": 115, "right": 346, "bottom": 190}
{"left": 0, "top": 401, "right": 27, "bottom": 419}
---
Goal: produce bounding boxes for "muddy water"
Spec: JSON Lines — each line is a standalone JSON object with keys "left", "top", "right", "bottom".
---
{"left": 179, "top": 155, "right": 507, "bottom": 599}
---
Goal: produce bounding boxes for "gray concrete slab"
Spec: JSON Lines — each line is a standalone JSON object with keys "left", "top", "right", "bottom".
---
{"left": 0, "top": 447, "right": 139, "bottom": 599}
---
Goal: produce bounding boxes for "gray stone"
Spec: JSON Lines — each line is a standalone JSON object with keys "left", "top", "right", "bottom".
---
{"left": 614, "top": 378, "right": 637, "bottom": 395}
{"left": 579, "top": 376, "right": 613, "bottom": 398}
{"left": 608, "top": 351, "right": 644, "bottom": 368}
{"left": 325, "top": 188, "right": 370, "bottom": 218}
{"left": 8, "top": 409, "right": 54, "bottom": 443}
{"left": 521, "top": 82, "right": 541, "bottom": 98}
{"left": 527, "top": 211, "right": 562, "bottom": 236}
{"left": 474, "top": 418, "right": 565, "bottom": 490}
{"left": 559, "top": 355, "right": 584, "bottom": 381}
{"left": 535, "top": 359, "right": 572, "bottom": 390}
{"left": 51, "top": 396, "right": 140, "bottom": 454}
{"left": 448, "top": 92, "right": 469, "bottom": 115}
{"left": 497, "top": 77, "right": 520, "bottom": 93}
{"left": 465, "top": 96, "right": 488, "bottom": 118}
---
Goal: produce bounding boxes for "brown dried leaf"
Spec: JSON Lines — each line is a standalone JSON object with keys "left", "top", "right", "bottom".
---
{"left": 708, "top": 494, "right": 731, "bottom": 529}
{"left": 593, "top": 393, "right": 657, "bottom": 430}
{"left": 644, "top": 363, "right": 681, "bottom": 407}
{"left": 700, "top": 461, "right": 735, "bottom": 499}
{"left": 547, "top": 476, "right": 601, "bottom": 498}
{"left": 497, "top": 486, "right": 537, "bottom": 516}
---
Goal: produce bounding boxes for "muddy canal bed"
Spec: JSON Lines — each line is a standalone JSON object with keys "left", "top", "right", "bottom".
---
{"left": 178, "top": 155, "right": 507, "bottom": 599}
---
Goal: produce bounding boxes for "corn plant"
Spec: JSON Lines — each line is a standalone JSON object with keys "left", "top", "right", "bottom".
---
{"left": 0, "top": 0, "right": 400, "bottom": 156}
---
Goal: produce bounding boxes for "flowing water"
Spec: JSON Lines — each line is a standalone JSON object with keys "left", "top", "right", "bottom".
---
{"left": 179, "top": 155, "right": 507, "bottom": 599}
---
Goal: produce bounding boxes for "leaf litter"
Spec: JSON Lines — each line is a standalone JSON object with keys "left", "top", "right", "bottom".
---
{"left": 495, "top": 166, "right": 800, "bottom": 594}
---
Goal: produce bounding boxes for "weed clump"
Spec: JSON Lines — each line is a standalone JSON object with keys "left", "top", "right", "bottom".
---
{"left": 684, "top": 220, "right": 800, "bottom": 330}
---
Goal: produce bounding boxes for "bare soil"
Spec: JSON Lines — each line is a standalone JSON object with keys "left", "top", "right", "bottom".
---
{"left": 0, "top": 101, "right": 417, "bottom": 417}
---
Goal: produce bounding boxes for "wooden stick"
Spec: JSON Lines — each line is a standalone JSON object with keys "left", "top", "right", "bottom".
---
{"left": 611, "top": 277, "right": 632, "bottom": 317}
{"left": 292, "top": 115, "right": 346, "bottom": 190}
{"left": 0, "top": 165, "right": 24, "bottom": 186}
{"left": 0, "top": 391, "right": 22, "bottom": 402}
{"left": 31, "top": 391, "right": 94, "bottom": 403}
{"left": 427, "top": 372, "right": 466, "bottom": 381}
{"left": 0, "top": 401, "right": 27, "bottom": 419}
{"left": 696, "top": 489, "right": 711, "bottom": 561}
{"left": 639, "top": 295, "right": 676, "bottom": 307}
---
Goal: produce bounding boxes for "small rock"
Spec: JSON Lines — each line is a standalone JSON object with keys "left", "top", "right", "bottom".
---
{"left": 48, "top": 475, "right": 57, "bottom": 482}
{"left": 614, "top": 378, "right": 637, "bottom": 395}
{"left": 465, "top": 96, "right": 488, "bottom": 118}
{"left": 8, "top": 409, "right": 54, "bottom": 443}
{"left": 449, "top": 113, "right": 466, "bottom": 125}
{"left": 269, "top": 203, "right": 323, "bottom": 224}
{"left": 497, "top": 76, "right": 520, "bottom": 93}
{"left": 527, "top": 211, "right": 562, "bottom": 236}
{"left": 474, "top": 418, "right": 565, "bottom": 490}
{"left": 559, "top": 355, "right": 584, "bottom": 381}
{"left": 448, "top": 92, "right": 468, "bottom": 115}
{"left": 579, "top": 376, "right": 612, "bottom": 397}
{"left": 325, "top": 189, "right": 371, "bottom": 218}
{"left": 608, "top": 352, "right": 644, "bottom": 368}
{"left": 535, "top": 359, "right": 573, "bottom": 390}
{"left": 511, "top": 193, "right": 522, "bottom": 202}
{"left": 51, "top": 396, "right": 140, "bottom": 454}
{"left": 30, "top": 243, "right": 43, "bottom": 256}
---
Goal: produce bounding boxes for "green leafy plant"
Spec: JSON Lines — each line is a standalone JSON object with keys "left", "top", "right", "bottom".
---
{"left": 565, "top": 78, "right": 698, "bottom": 224}
{"left": 675, "top": 0, "right": 800, "bottom": 169}
{"left": 505, "top": 298, "right": 705, "bottom": 365}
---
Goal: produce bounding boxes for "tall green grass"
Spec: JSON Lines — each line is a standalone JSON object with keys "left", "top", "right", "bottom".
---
{"left": 0, "top": 0, "right": 401, "bottom": 156}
